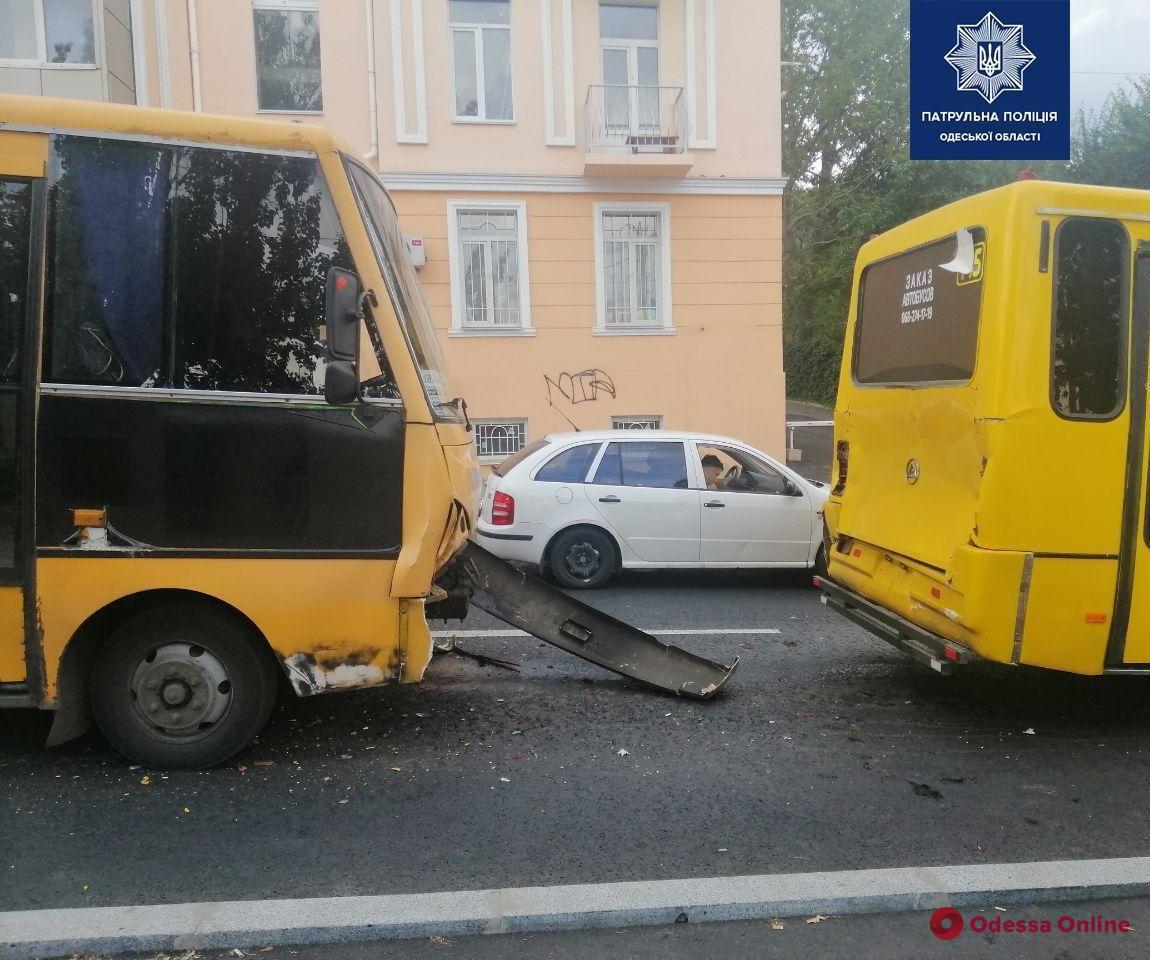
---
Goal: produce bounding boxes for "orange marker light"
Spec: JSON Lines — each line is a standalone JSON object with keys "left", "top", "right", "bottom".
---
{"left": 1085, "top": 613, "right": 1108, "bottom": 624}
{"left": 72, "top": 508, "right": 107, "bottom": 528}
{"left": 930, "top": 587, "right": 942, "bottom": 599}
{"left": 852, "top": 549, "right": 862, "bottom": 558}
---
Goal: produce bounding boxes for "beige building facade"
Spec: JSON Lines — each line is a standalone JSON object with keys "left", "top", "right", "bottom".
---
{"left": 1, "top": 0, "right": 785, "bottom": 461}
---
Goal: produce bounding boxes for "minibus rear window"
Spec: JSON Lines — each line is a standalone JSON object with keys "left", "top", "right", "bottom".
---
{"left": 853, "top": 229, "right": 986, "bottom": 386}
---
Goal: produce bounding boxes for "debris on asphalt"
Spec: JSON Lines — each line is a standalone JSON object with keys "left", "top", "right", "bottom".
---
{"left": 807, "top": 914, "right": 830, "bottom": 924}
{"left": 770, "top": 919, "right": 785, "bottom": 930}
{"left": 499, "top": 777, "right": 510, "bottom": 782}
{"left": 617, "top": 748, "right": 630, "bottom": 757}
{"left": 1024, "top": 728, "right": 1036, "bottom": 735}
{"left": 909, "top": 782, "right": 942, "bottom": 800}
{"left": 139, "top": 776, "right": 151, "bottom": 785}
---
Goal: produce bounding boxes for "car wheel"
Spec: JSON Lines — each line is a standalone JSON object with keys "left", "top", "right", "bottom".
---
{"left": 548, "top": 527, "right": 618, "bottom": 589}
{"left": 90, "top": 603, "right": 280, "bottom": 769}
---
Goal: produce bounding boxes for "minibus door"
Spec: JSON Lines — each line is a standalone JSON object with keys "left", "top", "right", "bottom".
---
{"left": 1108, "top": 237, "right": 1150, "bottom": 668}
{"left": 0, "top": 134, "right": 44, "bottom": 697}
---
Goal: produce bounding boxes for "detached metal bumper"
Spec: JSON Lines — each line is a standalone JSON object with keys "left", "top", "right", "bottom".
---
{"left": 815, "top": 576, "right": 977, "bottom": 675}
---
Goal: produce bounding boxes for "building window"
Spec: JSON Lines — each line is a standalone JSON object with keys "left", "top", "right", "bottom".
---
{"left": 253, "top": 0, "right": 323, "bottom": 113}
{"left": 595, "top": 203, "right": 672, "bottom": 332}
{"left": 450, "top": 0, "right": 513, "bottom": 121}
{"left": 599, "top": 3, "right": 659, "bottom": 139}
{"left": 448, "top": 201, "right": 532, "bottom": 334}
{"left": 612, "top": 415, "right": 662, "bottom": 430}
{"left": 0, "top": 0, "right": 97, "bottom": 65}
{"left": 475, "top": 419, "right": 526, "bottom": 460}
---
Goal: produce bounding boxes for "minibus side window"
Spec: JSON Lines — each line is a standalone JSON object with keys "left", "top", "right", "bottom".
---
{"left": 1051, "top": 219, "right": 1128, "bottom": 420}
{"left": 45, "top": 136, "right": 399, "bottom": 398}
{"left": 0, "top": 180, "right": 32, "bottom": 571}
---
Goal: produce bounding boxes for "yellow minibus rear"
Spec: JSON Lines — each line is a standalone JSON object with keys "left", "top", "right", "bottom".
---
{"left": 820, "top": 178, "right": 1150, "bottom": 677}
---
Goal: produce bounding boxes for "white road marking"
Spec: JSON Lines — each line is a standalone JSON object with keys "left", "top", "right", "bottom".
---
{"left": 432, "top": 627, "right": 781, "bottom": 637}
{"left": 7, "top": 857, "right": 1150, "bottom": 958}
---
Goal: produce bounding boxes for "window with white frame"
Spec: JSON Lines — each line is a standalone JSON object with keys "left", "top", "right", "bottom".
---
{"left": 0, "top": 0, "right": 96, "bottom": 65}
{"left": 448, "top": 201, "right": 532, "bottom": 333}
{"left": 475, "top": 419, "right": 526, "bottom": 459}
{"left": 612, "top": 415, "right": 663, "bottom": 430}
{"left": 253, "top": 0, "right": 323, "bottom": 113}
{"left": 449, "top": 0, "right": 513, "bottom": 121}
{"left": 595, "top": 204, "right": 672, "bottom": 331}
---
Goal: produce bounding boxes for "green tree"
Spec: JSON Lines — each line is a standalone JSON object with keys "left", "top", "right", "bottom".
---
{"left": 782, "top": 0, "right": 1043, "bottom": 405}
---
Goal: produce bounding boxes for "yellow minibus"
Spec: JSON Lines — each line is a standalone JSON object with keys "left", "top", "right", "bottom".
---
{"left": 819, "top": 178, "right": 1150, "bottom": 677}
{"left": 0, "top": 96, "right": 733, "bottom": 768}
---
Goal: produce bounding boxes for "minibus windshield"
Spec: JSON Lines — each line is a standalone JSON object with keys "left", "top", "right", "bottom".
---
{"left": 344, "top": 159, "right": 462, "bottom": 421}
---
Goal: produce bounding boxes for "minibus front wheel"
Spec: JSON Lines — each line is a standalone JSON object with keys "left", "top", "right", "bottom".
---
{"left": 89, "top": 602, "right": 280, "bottom": 769}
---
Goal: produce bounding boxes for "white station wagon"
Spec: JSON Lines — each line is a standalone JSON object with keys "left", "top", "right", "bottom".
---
{"left": 474, "top": 430, "right": 829, "bottom": 588}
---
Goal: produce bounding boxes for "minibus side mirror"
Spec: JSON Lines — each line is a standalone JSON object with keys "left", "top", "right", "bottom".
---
{"left": 325, "top": 267, "right": 361, "bottom": 406}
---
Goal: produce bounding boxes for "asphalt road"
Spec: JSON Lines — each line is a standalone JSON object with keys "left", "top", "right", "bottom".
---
{"left": 6, "top": 568, "right": 1150, "bottom": 916}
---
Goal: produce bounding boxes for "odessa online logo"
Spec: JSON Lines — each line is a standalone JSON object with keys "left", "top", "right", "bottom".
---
{"left": 944, "top": 11, "right": 1036, "bottom": 104}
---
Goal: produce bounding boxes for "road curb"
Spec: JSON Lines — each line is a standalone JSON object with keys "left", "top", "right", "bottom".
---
{"left": 5, "top": 857, "right": 1150, "bottom": 957}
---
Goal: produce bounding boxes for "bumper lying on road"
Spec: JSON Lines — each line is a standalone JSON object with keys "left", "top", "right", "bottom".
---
{"left": 815, "top": 576, "right": 977, "bottom": 675}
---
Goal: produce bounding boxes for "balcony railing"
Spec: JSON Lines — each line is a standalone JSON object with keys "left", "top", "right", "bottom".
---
{"left": 585, "top": 85, "right": 688, "bottom": 155}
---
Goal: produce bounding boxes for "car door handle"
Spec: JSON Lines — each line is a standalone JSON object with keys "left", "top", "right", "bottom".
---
{"left": 599, "top": 495, "right": 621, "bottom": 503}
{"left": 704, "top": 500, "right": 726, "bottom": 508}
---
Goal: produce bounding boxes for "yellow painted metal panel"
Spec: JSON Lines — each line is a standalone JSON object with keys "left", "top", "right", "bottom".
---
{"left": 1020, "top": 558, "right": 1115, "bottom": 675}
{"left": 36, "top": 557, "right": 400, "bottom": 702}
{"left": 0, "top": 588, "right": 26, "bottom": 682}
{"left": 0, "top": 131, "right": 48, "bottom": 178}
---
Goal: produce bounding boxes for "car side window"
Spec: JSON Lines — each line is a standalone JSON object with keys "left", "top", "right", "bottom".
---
{"left": 593, "top": 441, "right": 688, "bottom": 490}
{"left": 535, "top": 442, "right": 601, "bottom": 483}
{"left": 697, "top": 444, "right": 793, "bottom": 496}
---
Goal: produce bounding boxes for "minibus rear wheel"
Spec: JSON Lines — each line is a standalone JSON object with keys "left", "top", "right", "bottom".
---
{"left": 90, "top": 603, "right": 279, "bottom": 769}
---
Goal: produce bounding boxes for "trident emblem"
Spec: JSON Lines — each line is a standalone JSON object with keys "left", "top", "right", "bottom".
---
{"left": 978, "top": 42, "right": 1002, "bottom": 77}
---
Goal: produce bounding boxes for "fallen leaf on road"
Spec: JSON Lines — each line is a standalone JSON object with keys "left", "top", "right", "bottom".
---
{"left": 390, "top": 766, "right": 402, "bottom": 772}
{"left": 182, "top": 807, "right": 190, "bottom": 814}
{"left": 806, "top": 915, "right": 830, "bottom": 924}
{"left": 429, "top": 935, "right": 454, "bottom": 946}
{"left": 770, "top": 919, "right": 784, "bottom": 930}
{"left": 139, "top": 776, "right": 151, "bottom": 785}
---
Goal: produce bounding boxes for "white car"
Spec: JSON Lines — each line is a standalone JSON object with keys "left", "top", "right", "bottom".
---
{"left": 475, "top": 430, "right": 829, "bottom": 588}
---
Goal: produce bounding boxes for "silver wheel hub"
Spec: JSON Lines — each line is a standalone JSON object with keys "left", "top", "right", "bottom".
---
{"left": 131, "top": 642, "right": 232, "bottom": 738}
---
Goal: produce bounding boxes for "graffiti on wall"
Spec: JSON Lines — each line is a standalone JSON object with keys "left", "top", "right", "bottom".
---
{"left": 544, "top": 368, "right": 616, "bottom": 406}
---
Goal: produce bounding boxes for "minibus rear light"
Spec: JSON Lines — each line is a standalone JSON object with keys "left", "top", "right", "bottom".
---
{"left": 944, "top": 647, "right": 959, "bottom": 662}
{"left": 491, "top": 491, "right": 515, "bottom": 526}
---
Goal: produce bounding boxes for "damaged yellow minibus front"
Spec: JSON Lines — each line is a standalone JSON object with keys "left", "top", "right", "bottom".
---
{"left": 820, "top": 179, "right": 1150, "bottom": 677}
{"left": 0, "top": 95, "right": 735, "bottom": 770}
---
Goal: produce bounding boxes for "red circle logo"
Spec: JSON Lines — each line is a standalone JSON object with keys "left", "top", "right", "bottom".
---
{"left": 931, "top": 907, "right": 964, "bottom": 940}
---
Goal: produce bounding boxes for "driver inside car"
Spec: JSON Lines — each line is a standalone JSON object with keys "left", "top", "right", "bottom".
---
{"left": 701, "top": 454, "right": 727, "bottom": 490}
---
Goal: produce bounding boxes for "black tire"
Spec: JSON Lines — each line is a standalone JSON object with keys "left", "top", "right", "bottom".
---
{"left": 90, "top": 603, "right": 279, "bottom": 769}
{"left": 547, "top": 527, "right": 618, "bottom": 589}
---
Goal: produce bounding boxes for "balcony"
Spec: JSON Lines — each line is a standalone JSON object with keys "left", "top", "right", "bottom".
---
{"left": 583, "top": 85, "right": 695, "bottom": 178}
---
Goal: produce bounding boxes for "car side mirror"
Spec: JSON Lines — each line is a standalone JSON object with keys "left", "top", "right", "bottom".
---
{"left": 324, "top": 267, "right": 361, "bottom": 406}
{"left": 784, "top": 478, "right": 803, "bottom": 497}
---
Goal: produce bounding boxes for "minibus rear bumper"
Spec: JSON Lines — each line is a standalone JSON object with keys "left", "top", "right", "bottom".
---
{"left": 815, "top": 576, "right": 978, "bottom": 675}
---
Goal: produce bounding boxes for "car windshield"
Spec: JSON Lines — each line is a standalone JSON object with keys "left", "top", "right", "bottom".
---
{"left": 343, "top": 158, "right": 461, "bottom": 421}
